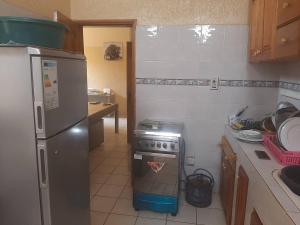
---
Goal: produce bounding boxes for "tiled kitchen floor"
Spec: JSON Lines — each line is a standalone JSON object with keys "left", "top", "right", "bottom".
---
{"left": 89, "top": 118, "right": 226, "bottom": 225}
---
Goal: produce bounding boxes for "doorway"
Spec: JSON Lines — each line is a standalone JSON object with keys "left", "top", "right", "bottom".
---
{"left": 83, "top": 26, "right": 131, "bottom": 145}
{"left": 54, "top": 12, "right": 136, "bottom": 144}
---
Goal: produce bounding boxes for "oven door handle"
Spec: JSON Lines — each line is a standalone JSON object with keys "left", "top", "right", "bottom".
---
{"left": 135, "top": 151, "right": 177, "bottom": 159}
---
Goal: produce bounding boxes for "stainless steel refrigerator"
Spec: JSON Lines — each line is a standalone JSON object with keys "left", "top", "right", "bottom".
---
{"left": 0, "top": 47, "right": 90, "bottom": 225}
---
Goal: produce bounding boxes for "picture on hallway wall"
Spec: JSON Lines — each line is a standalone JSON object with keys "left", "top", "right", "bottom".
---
{"left": 104, "top": 42, "right": 123, "bottom": 60}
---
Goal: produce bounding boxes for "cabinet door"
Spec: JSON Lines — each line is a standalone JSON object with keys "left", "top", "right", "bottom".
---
{"left": 277, "top": 0, "right": 300, "bottom": 26}
{"left": 262, "top": 0, "right": 277, "bottom": 60}
{"left": 234, "top": 166, "right": 249, "bottom": 225}
{"left": 220, "top": 137, "right": 236, "bottom": 225}
{"left": 249, "top": 0, "right": 265, "bottom": 61}
{"left": 274, "top": 20, "right": 300, "bottom": 60}
{"left": 250, "top": 210, "right": 264, "bottom": 225}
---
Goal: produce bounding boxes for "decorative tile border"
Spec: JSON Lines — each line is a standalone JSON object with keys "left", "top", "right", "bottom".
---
{"left": 136, "top": 78, "right": 300, "bottom": 91}
{"left": 279, "top": 81, "right": 300, "bottom": 92}
{"left": 136, "top": 78, "right": 280, "bottom": 88}
{"left": 136, "top": 78, "right": 210, "bottom": 86}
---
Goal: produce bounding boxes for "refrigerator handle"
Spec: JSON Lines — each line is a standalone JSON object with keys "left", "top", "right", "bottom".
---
{"left": 34, "top": 101, "right": 45, "bottom": 134}
{"left": 37, "top": 145, "right": 49, "bottom": 189}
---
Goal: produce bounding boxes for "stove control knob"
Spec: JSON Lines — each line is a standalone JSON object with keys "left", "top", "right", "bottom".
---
{"left": 170, "top": 143, "right": 175, "bottom": 150}
{"left": 163, "top": 143, "right": 168, "bottom": 149}
{"left": 151, "top": 142, "right": 155, "bottom": 147}
{"left": 157, "top": 142, "right": 161, "bottom": 148}
{"left": 145, "top": 142, "right": 149, "bottom": 147}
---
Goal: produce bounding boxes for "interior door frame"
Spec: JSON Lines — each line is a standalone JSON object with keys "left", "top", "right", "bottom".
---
{"left": 76, "top": 19, "right": 137, "bottom": 144}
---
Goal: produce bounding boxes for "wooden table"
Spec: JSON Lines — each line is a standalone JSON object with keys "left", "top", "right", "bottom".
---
{"left": 88, "top": 103, "right": 119, "bottom": 151}
{"left": 88, "top": 103, "right": 119, "bottom": 133}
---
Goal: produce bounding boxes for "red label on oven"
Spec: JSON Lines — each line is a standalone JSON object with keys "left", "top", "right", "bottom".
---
{"left": 147, "top": 161, "right": 165, "bottom": 173}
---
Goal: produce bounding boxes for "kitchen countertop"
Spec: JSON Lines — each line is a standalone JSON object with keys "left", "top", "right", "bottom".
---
{"left": 225, "top": 126, "right": 300, "bottom": 225}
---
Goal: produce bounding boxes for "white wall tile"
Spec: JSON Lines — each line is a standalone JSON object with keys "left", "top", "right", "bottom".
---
{"left": 136, "top": 24, "right": 284, "bottom": 191}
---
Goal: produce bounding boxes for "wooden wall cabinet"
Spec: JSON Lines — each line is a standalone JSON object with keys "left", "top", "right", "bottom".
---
{"left": 249, "top": 0, "right": 300, "bottom": 62}
{"left": 220, "top": 137, "right": 236, "bottom": 225}
{"left": 249, "top": 0, "right": 277, "bottom": 62}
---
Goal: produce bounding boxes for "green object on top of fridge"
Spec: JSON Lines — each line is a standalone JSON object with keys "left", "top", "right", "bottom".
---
{"left": 0, "top": 17, "right": 67, "bottom": 49}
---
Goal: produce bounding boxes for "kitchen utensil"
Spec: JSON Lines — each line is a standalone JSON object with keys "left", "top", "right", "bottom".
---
{"left": 262, "top": 117, "right": 276, "bottom": 133}
{"left": 278, "top": 117, "right": 300, "bottom": 151}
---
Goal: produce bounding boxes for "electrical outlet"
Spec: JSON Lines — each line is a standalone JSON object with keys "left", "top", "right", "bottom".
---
{"left": 210, "top": 77, "right": 219, "bottom": 90}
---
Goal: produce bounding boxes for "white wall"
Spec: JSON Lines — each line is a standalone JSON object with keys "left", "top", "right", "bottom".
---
{"left": 278, "top": 62, "right": 300, "bottom": 108}
{"left": 136, "top": 25, "right": 285, "bottom": 191}
{"left": 0, "top": 0, "right": 43, "bottom": 18}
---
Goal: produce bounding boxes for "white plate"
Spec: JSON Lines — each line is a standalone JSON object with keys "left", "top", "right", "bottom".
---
{"left": 279, "top": 117, "right": 300, "bottom": 151}
{"left": 238, "top": 130, "right": 263, "bottom": 139}
{"left": 237, "top": 136, "right": 263, "bottom": 143}
{"left": 237, "top": 131, "right": 263, "bottom": 143}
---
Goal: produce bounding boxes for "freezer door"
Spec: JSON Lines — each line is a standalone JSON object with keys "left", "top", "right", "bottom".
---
{"left": 32, "top": 55, "right": 88, "bottom": 138}
{"left": 37, "top": 119, "right": 90, "bottom": 225}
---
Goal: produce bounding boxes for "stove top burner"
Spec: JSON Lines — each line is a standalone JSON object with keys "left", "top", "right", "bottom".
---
{"left": 135, "top": 119, "right": 184, "bottom": 138}
{"left": 134, "top": 119, "right": 184, "bottom": 152}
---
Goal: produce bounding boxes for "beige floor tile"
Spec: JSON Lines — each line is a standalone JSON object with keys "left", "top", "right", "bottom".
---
{"left": 112, "top": 199, "right": 138, "bottom": 216}
{"left": 90, "top": 149, "right": 107, "bottom": 158}
{"left": 90, "top": 161, "right": 100, "bottom": 172}
{"left": 96, "top": 184, "right": 124, "bottom": 198}
{"left": 135, "top": 217, "right": 166, "bottom": 225}
{"left": 90, "top": 156, "right": 105, "bottom": 165}
{"left": 94, "top": 165, "right": 116, "bottom": 175}
{"left": 112, "top": 166, "right": 130, "bottom": 175}
{"left": 104, "top": 213, "right": 136, "bottom": 225}
{"left": 166, "top": 221, "right": 195, "bottom": 225}
{"left": 119, "top": 186, "right": 133, "bottom": 199}
{"left": 167, "top": 205, "right": 196, "bottom": 224}
{"left": 90, "top": 183, "right": 102, "bottom": 195}
{"left": 91, "top": 211, "right": 108, "bottom": 225}
{"left": 91, "top": 196, "right": 117, "bottom": 213}
{"left": 119, "top": 159, "right": 129, "bottom": 166}
{"left": 91, "top": 174, "right": 110, "bottom": 184}
{"left": 106, "top": 175, "right": 129, "bottom": 186}
{"left": 196, "top": 208, "right": 226, "bottom": 225}
{"left": 138, "top": 210, "right": 167, "bottom": 220}
{"left": 102, "top": 158, "right": 122, "bottom": 166}
{"left": 106, "top": 151, "right": 127, "bottom": 159}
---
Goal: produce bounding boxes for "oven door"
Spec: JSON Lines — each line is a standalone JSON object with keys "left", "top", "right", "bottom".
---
{"left": 133, "top": 151, "right": 179, "bottom": 197}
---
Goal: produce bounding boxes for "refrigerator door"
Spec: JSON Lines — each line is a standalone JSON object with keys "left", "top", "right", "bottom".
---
{"left": 37, "top": 118, "right": 90, "bottom": 225}
{"left": 32, "top": 55, "right": 88, "bottom": 139}
{"left": 0, "top": 47, "right": 42, "bottom": 225}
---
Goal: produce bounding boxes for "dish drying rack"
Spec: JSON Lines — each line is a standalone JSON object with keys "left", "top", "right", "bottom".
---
{"left": 263, "top": 134, "right": 300, "bottom": 165}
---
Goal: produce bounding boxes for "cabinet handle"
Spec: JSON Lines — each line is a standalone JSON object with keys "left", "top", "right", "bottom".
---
{"left": 281, "top": 38, "right": 288, "bottom": 44}
{"left": 257, "top": 49, "right": 262, "bottom": 55}
{"left": 282, "top": 2, "right": 290, "bottom": 9}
